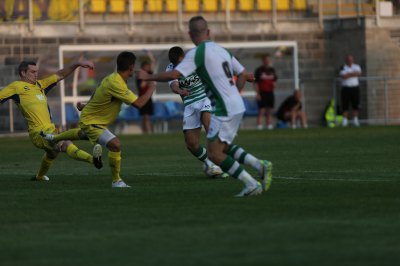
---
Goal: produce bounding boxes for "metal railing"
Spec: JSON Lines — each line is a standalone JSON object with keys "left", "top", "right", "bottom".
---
{"left": 331, "top": 76, "right": 400, "bottom": 125}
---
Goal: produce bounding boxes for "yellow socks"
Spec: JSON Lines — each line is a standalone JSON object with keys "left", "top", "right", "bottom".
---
{"left": 108, "top": 151, "right": 122, "bottom": 183}
{"left": 54, "top": 128, "right": 81, "bottom": 142}
{"left": 66, "top": 144, "right": 92, "bottom": 164}
{"left": 36, "top": 153, "right": 54, "bottom": 179}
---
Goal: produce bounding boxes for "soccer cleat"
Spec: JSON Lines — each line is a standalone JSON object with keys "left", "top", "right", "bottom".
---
{"left": 235, "top": 182, "right": 263, "bottom": 197}
{"left": 40, "top": 131, "right": 56, "bottom": 145}
{"left": 31, "top": 175, "right": 49, "bottom": 181}
{"left": 260, "top": 160, "right": 273, "bottom": 191}
{"left": 220, "top": 172, "right": 230, "bottom": 179}
{"left": 112, "top": 179, "right": 131, "bottom": 188}
{"left": 92, "top": 144, "right": 103, "bottom": 169}
{"left": 204, "top": 163, "right": 225, "bottom": 178}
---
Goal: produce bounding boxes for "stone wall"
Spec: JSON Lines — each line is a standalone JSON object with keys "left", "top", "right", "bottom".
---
{"left": 365, "top": 28, "right": 400, "bottom": 124}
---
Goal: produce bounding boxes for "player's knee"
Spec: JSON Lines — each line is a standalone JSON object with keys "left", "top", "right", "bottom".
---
{"left": 106, "top": 137, "right": 120, "bottom": 152}
{"left": 60, "top": 140, "right": 73, "bottom": 152}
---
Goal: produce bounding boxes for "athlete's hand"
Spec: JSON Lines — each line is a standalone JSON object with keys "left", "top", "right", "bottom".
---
{"left": 246, "top": 73, "right": 255, "bottom": 82}
{"left": 76, "top": 102, "right": 86, "bottom": 111}
{"left": 79, "top": 60, "right": 94, "bottom": 70}
{"left": 135, "top": 69, "right": 150, "bottom": 80}
{"left": 179, "top": 89, "right": 190, "bottom": 97}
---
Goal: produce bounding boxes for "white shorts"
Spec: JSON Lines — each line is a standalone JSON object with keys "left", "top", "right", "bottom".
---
{"left": 183, "top": 98, "right": 212, "bottom": 130}
{"left": 207, "top": 112, "right": 244, "bottom": 145}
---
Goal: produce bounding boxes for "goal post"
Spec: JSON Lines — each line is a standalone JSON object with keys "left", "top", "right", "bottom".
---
{"left": 58, "top": 41, "right": 299, "bottom": 128}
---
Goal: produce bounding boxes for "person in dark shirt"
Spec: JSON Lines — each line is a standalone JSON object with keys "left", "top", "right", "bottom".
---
{"left": 254, "top": 54, "right": 278, "bottom": 130}
{"left": 277, "top": 90, "right": 308, "bottom": 129}
{"left": 136, "top": 50, "right": 156, "bottom": 134}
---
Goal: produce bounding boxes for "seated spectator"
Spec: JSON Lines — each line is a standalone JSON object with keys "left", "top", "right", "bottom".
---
{"left": 276, "top": 90, "right": 308, "bottom": 129}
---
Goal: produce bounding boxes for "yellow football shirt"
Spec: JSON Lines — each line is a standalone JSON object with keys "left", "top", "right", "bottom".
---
{"left": 80, "top": 72, "right": 137, "bottom": 126}
{"left": 0, "top": 75, "right": 58, "bottom": 132}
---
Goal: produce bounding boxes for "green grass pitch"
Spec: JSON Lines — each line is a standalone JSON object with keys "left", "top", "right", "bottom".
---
{"left": 0, "top": 126, "right": 399, "bottom": 266}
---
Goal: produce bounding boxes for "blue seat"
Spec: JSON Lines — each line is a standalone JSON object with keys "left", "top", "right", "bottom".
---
{"left": 118, "top": 104, "right": 140, "bottom": 122}
{"left": 152, "top": 101, "right": 170, "bottom": 121}
{"left": 65, "top": 104, "right": 79, "bottom": 124}
{"left": 243, "top": 98, "right": 258, "bottom": 117}
{"left": 152, "top": 101, "right": 171, "bottom": 133}
{"left": 276, "top": 120, "right": 289, "bottom": 129}
{"left": 164, "top": 101, "right": 184, "bottom": 120}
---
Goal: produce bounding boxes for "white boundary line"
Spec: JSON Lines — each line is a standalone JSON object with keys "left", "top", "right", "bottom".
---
{"left": 129, "top": 173, "right": 395, "bottom": 182}
{"left": 2, "top": 172, "right": 395, "bottom": 182}
{"left": 273, "top": 176, "right": 395, "bottom": 182}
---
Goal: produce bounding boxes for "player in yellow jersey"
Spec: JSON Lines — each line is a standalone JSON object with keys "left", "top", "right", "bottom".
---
{"left": 0, "top": 60, "right": 103, "bottom": 181}
{"left": 42, "top": 51, "right": 156, "bottom": 188}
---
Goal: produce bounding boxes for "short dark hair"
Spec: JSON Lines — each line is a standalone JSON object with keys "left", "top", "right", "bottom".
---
{"left": 189, "top": 16, "right": 208, "bottom": 35}
{"left": 168, "top": 46, "right": 184, "bottom": 66}
{"left": 18, "top": 61, "right": 36, "bottom": 76}
{"left": 117, "top": 51, "right": 136, "bottom": 71}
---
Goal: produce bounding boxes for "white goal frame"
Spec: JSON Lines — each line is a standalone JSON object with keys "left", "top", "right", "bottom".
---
{"left": 58, "top": 41, "right": 299, "bottom": 128}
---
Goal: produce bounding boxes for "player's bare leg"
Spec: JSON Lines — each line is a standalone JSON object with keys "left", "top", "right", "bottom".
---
{"left": 185, "top": 128, "right": 224, "bottom": 178}
{"left": 257, "top": 107, "right": 266, "bottom": 130}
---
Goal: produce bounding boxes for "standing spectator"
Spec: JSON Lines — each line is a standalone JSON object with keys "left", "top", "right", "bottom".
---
{"left": 136, "top": 50, "right": 156, "bottom": 134}
{"left": 339, "top": 55, "right": 362, "bottom": 127}
{"left": 276, "top": 89, "right": 308, "bottom": 129}
{"left": 254, "top": 54, "right": 278, "bottom": 130}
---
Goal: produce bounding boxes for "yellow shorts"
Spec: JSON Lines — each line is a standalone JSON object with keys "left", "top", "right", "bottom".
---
{"left": 79, "top": 122, "right": 107, "bottom": 145}
{"left": 29, "top": 125, "right": 60, "bottom": 152}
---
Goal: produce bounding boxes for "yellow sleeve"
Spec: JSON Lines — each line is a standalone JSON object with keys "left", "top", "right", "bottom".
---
{"left": 109, "top": 82, "right": 138, "bottom": 105}
{"left": 37, "top": 74, "right": 58, "bottom": 94}
{"left": 0, "top": 83, "right": 18, "bottom": 104}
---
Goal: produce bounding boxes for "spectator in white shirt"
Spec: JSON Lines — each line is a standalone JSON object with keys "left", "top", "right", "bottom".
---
{"left": 339, "top": 55, "right": 362, "bottom": 127}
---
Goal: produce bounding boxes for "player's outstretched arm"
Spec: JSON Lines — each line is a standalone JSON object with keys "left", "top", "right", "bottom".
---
{"left": 245, "top": 72, "right": 255, "bottom": 82}
{"left": 131, "top": 82, "right": 156, "bottom": 109}
{"left": 56, "top": 60, "right": 94, "bottom": 82}
{"left": 76, "top": 102, "right": 87, "bottom": 111}
{"left": 236, "top": 71, "right": 248, "bottom": 92}
{"left": 170, "top": 81, "right": 189, "bottom": 96}
{"left": 136, "top": 69, "right": 181, "bottom": 82}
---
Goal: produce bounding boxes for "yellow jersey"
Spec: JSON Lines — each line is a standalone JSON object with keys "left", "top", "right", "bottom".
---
{"left": 0, "top": 75, "right": 58, "bottom": 132}
{"left": 80, "top": 72, "right": 137, "bottom": 126}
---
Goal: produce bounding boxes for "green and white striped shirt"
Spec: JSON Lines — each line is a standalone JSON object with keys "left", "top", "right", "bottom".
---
{"left": 175, "top": 42, "right": 245, "bottom": 117}
{"left": 166, "top": 63, "right": 207, "bottom": 107}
